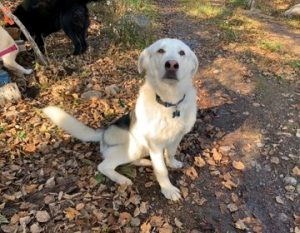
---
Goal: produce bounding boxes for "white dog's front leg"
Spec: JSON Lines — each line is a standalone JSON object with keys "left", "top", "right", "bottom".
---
{"left": 149, "top": 145, "right": 181, "bottom": 201}
{"left": 165, "top": 136, "right": 184, "bottom": 169}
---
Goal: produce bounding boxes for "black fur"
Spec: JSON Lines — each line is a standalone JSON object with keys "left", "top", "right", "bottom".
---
{"left": 13, "top": 0, "right": 100, "bottom": 55}
{"left": 113, "top": 111, "right": 136, "bottom": 130}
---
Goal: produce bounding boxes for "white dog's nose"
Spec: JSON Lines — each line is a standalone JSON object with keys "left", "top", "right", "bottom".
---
{"left": 165, "top": 60, "right": 179, "bottom": 71}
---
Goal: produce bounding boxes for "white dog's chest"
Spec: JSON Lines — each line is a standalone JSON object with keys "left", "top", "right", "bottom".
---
{"left": 139, "top": 103, "right": 196, "bottom": 144}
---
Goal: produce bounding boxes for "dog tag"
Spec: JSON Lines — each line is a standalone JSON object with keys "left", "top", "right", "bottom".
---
{"left": 172, "top": 110, "right": 180, "bottom": 118}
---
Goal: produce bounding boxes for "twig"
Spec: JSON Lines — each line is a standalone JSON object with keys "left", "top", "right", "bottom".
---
{"left": 0, "top": 3, "right": 48, "bottom": 66}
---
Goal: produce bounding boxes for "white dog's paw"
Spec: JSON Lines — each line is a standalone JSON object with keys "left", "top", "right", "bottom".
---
{"left": 161, "top": 185, "right": 181, "bottom": 201}
{"left": 117, "top": 176, "right": 133, "bottom": 186}
{"left": 24, "top": 69, "right": 33, "bottom": 75}
{"left": 167, "top": 159, "right": 183, "bottom": 169}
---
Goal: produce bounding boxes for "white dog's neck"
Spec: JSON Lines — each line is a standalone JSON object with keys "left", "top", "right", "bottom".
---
{"left": 144, "top": 78, "right": 191, "bottom": 104}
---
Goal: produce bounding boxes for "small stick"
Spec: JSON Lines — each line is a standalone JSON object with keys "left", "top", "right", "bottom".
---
{"left": 0, "top": 3, "right": 48, "bottom": 66}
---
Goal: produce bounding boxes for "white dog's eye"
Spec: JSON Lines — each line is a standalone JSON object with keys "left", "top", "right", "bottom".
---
{"left": 157, "top": 48, "right": 165, "bottom": 54}
{"left": 179, "top": 50, "right": 185, "bottom": 56}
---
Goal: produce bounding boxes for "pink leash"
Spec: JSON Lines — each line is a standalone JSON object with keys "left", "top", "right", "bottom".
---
{"left": 0, "top": 44, "right": 18, "bottom": 57}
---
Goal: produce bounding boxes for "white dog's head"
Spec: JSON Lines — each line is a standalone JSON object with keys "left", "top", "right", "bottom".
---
{"left": 138, "top": 38, "right": 198, "bottom": 85}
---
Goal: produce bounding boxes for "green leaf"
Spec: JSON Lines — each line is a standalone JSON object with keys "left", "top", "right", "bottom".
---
{"left": 95, "top": 172, "right": 106, "bottom": 184}
{"left": 17, "top": 131, "right": 26, "bottom": 140}
{"left": 117, "top": 164, "right": 137, "bottom": 179}
{"left": 0, "top": 213, "right": 9, "bottom": 225}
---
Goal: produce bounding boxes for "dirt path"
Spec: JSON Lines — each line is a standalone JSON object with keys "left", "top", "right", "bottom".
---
{"left": 153, "top": 0, "right": 300, "bottom": 232}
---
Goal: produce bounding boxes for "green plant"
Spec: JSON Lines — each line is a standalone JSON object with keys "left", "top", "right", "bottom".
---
{"left": 17, "top": 131, "right": 26, "bottom": 140}
{"left": 288, "top": 60, "right": 300, "bottom": 69}
{"left": 228, "top": 0, "right": 247, "bottom": 7}
{"left": 259, "top": 40, "right": 283, "bottom": 53}
{"left": 93, "top": 0, "right": 156, "bottom": 48}
{"left": 181, "top": 0, "right": 225, "bottom": 18}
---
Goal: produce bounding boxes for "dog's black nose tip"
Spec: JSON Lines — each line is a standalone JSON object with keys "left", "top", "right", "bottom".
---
{"left": 165, "top": 60, "right": 179, "bottom": 71}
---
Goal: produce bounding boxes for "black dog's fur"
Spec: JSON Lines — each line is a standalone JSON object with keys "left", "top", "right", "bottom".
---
{"left": 13, "top": 0, "right": 99, "bottom": 55}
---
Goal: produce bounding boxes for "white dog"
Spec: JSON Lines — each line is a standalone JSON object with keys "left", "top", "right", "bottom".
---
{"left": 43, "top": 38, "right": 198, "bottom": 200}
{"left": 0, "top": 26, "right": 32, "bottom": 75}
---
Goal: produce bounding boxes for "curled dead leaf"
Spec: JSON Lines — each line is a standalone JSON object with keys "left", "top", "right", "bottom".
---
{"left": 36, "top": 211, "right": 50, "bottom": 223}
{"left": 174, "top": 217, "right": 183, "bottom": 229}
{"left": 184, "top": 167, "right": 198, "bottom": 180}
{"left": 292, "top": 166, "right": 300, "bottom": 177}
{"left": 118, "top": 212, "right": 132, "bottom": 226}
{"left": 194, "top": 156, "right": 206, "bottom": 168}
{"left": 212, "top": 148, "right": 222, "bottom": 162}
{"left": 232, "top": 161, "right": 245, "bottom": 171}
{"left": 24, "top": 143, "right": 36, "bottom": 153}
{"left": 64, "top": 208, "right": 80, "bottom": 221}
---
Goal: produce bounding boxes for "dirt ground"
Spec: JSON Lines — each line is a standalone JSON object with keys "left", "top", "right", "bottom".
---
{"left": 0, "top": 0, "right": 299, "bottom": 232}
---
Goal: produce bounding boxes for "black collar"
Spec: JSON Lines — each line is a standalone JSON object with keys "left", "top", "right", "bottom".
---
{"left": 155, "top": 94, "right": 185, "bottom": 118}
{"left": 155, "top": 94, "right": 186, "bottom": 108}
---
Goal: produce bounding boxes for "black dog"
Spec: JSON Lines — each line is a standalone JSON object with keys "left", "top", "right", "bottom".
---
{"left": 13, "top": 0, "right": 100, "bottom": 55}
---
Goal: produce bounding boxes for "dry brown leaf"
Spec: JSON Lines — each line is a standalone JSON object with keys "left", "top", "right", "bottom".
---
{"left": 206, "top": 157, "right": 216, "bottom": 166}
{"left": 222, "top": 179, "right": 238, "bottom": 190}
{"left": 118, "top": 212, "right": 132, "bottom": 226}
{"left": 23, "top": 143, "right": 36, "bottom": 153}
{"left": 75, "top": 203, "right": 85, "bottom": 211}
{"left": 140, "top": 222, "right": 151, "bottom": 233}
{"left": 149, "top": 216, "right": 164, "bottom": 227}
{"left": 64, "top": 208, "right": 80, "bottom": 221}
{"left": 212, "top": 148, "right": 222, "bottom": 162}
{"left": 24, "top": 184, "right": 38, "bottom": 194}
{"left": 232, "top": 161, "right": 245, "bottom": 171}
{"left": 140, "top": 202, "right": 148, "bottom": 214}
{"left": 36, "top": 211, "right": 50, "bottom": 223}
{"left": 184, "top": 166, "right": 198, "bottom": 180}
{"left": 292, "top": 166, "right": 300, "bottom": 177}
{"left": 174, "top": 218, "right": 183, "bottom": 229}
{"left": 194, "top": 156, "right": 206, "bottom": 167}
{"left": 180, "top": 186, "right": 189, "bottom": 199}
{"left": 159, "top": 223, "right": 173, "bottom": 233}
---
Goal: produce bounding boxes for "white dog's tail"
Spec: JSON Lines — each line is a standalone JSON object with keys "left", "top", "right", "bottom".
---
{"left": 42, "top": 106, "right": 102, "bottom": 142}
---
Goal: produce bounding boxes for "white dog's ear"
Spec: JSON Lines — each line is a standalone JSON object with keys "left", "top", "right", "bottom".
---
{"left": 191, "top": 51, "right": 199, "bottom": 76}
{"left": 138, "top": 48, "right": 149, "bottom": 74}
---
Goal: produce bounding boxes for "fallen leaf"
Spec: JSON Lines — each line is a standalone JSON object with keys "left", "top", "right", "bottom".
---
{"left": 194, "top": 156, "right": 206, "bottom": 167}
{"left": 174, "top": 218, "right": 183, "bottom": 229}
{"left": 184, "top": 167, "right": 198, "bottom": 180}
{"left": 131, "top": 217, "right": 141, "bottom": 227}
{"left": 118, "top": 212, "right": 132, "bottom": 226}
{"left": 227, "top": 203, "right": 238, "bottom": 212}
{"left": 0, "top": 214, "right": 9, "bottom": 225}
{"left": 140, "top": 222, "right": 151, "bottom": 233}
{"left": 212, "top": 148, "right": 222, "bottom": 162}
{"left": 180, "top": 186, "right": 189, "bottom": 199}
{"left": 30, "top": 223, "right": 43, "bottom": 233}
{"left": 23, "top": 143, "right": 36, "bottom": 153}
{"left": 140, "top": 202, "right": 148, "bottom": 214}
{"left": 75, "top": 203, "right": 85, "bottom": 211}
{"left": 149, "top": 216, "right": 164, "bottom": 227}
{"left": 64, "top": 208, "right": 80, "bottom": 221}
{"left": 232, "top": 161, "right": 245, "bottom": 171}
{"left": 36, "top": 211, "right": 50, "bottom": 223}
{"left": 159, "top": 223, "right": 173, "bottom": 233}
{"left": 24, "top": 184, "right": 38, "bottom": 194}
{"left": 275, "top": 196, "right": 284, "bottom": 204}
{"left": 235, "top": 219, "right": 247, "bottom": 230}
{"left": 292, "top": 166, "right": 300, "bottom": 177}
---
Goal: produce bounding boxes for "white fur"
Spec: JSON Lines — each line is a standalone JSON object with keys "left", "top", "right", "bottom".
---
{"left": 43, "top": 38, "right": 198, "bottom": 201}
{"left": 0, "top": 26, "right": 32, "bottom": 75}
